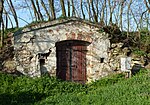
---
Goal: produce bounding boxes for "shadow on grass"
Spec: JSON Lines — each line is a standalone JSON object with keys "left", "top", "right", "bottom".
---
{"left": 0, "top": 91, "right": 46, "bottom": 105}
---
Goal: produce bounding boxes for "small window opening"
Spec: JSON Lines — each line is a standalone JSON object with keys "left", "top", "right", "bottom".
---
{"left": 39, "top": 59, "right": 48, "bottom": 75}
{"left": 40, "top": 59, "right": 45, "bottom": 65}
{"left": 100, "top": 58, "right": 104, "bottom": 63}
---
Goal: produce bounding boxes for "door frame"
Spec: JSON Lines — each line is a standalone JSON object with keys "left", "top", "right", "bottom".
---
{"left": 55, "top": 40, "right": 90, "bottom": 83}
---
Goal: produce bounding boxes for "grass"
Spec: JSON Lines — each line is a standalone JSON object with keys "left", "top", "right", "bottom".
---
{"left": 0, "top": 70, "right": 150, "bottom": 105}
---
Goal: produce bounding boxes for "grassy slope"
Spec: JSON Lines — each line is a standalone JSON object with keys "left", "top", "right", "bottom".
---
{"left": 0, "top": 70, "right": 150, "bottom": 105}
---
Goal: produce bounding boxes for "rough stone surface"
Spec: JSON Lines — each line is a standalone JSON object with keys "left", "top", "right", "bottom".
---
{"left": 13, "top": 18, "right": 112, "bottom": 82}
{"left": 145, "top": 63, "right": 150, "bottom": 70}
{"left": 3, "top": 60, "right": 16, "bottom": 73}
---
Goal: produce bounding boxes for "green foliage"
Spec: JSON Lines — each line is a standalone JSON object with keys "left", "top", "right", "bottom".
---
{"left": 57, "top": 15, "right": 68, "bottom": 20}
{"left": 140, "top": 28, "right": 150, "bottom": 43}
{"left": 0, "top": 71, "right": 150, "bottom": 105}
{"left": 89, "top": 73, "right": 125, "bottom": 88}
{"left": 132, "top": 28, "right": 150, "bottom": 54}
{"left": 0, "top": 28, "right": 19, "bottom": 38}
{"left": 140, "top": 27, "right": 149, "bottom": 33}
{"left": 97, "top": 28, "right": 105, "bottom": 33}
{"left": 24, "top": 20, "right": 49, "bottom": 28}
{"left": 0, "top": 27, "right": 22, "bottom": 48}
{"left": 5, "top": 28, "right": 19, "bottom": 35}
{"left": 133, "top": 49, "right": 147, "bottom": 56}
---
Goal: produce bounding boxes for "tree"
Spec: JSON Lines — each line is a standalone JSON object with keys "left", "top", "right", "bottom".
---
{"left": 3, "top": 8, "right": 8, "bottom": 29}
{"left": 100, "top": 0, "right": 106, "bottom": 26}
{"left": 0, "top": 0, "right": 4, "bottom": 46}
{"left": 60, "top": 0, "right": 66, "bottom": 17}
{"left": 40, "top": 0, "right": 51, "bottom": 21}
{"left": 30, "top": 0, "right": 40, "bottom": 21}
{"left": 91, "top": 0, "right": 98, "bottom": 22}
{"left": 108, "top": 0, "right": 116, "bottom": 25}
{"left": 119, "top": 0, "right": 125, "bottom": 31}
{"left": 6, "top": 0, "right": 19, "bottom": 27}
{"left": 48, "top": 0, "right": 56, "bottom": 20}
{"left": 25, "top": 0, "right": 34, "bottom": 21}
{"left": 35, "top": 0, "right": 44, "bottom": 21}
{"left": 71, "top": 0, "right": 75, "bottom": 17}
{"left": 144, "top": 0, "right": 150, "bottom": 13}
{"left": 86, "top": 0, "right": 91, "bottom": 21}
{"left": 127, "top": 0, "right": 132, "bottom": 38}
{"left": 67, "top": 0, "right": 70, "bottom": 17}
{"left": 0, "top": 0, "right": 4, "bottom": 24}
{"left": 80, "top": 0, "right": 85, "bottom": 19}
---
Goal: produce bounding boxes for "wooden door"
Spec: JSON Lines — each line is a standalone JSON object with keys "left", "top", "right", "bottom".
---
{"left": 56, "top": 45, "right": 70, "bottom": 80}
{"left": 71, "top": 46, "right": 87, "bottom": 84}
{"left": 56, "top": 40, "right": 90, "bottom": 84}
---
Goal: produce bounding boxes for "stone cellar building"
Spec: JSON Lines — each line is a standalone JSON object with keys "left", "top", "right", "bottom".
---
{"left": 13, "top": 18, "right": 133, "bottom": 83}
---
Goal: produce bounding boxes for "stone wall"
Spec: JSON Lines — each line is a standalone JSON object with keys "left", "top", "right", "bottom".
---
{"left": 107, "top": 42, "right": 148, "bottom": 75}
{"left": 13, "top": 18, "right": 111, "bottom": 82}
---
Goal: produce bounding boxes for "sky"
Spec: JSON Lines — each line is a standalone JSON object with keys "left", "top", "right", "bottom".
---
{"left": 4, "top": 0, "right": 62, "bottom": 28}
{"left": 3, "top": 0, "right": 150, "bottom": 31}
{"left": 4, "top": 0, "right": 35, "bottom": 28}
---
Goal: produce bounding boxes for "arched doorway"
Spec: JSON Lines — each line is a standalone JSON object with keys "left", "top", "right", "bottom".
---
{"left": 55, "top": 40, "right": 90, "bottom": 84}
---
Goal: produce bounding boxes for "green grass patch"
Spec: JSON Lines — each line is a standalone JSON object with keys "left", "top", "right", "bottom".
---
{"left": 0, "top": 70, "right": 150, "bottom": 105}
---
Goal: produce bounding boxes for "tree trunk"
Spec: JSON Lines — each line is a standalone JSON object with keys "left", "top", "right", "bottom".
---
{"left": 4, "top": 10, "right": 8, "bottom": 29}
{"left": 4, "top": 8, "right": 13, "bottom": 28}
{"left": 80, "top": 0, "right": 85, "bottom": 19}
{"left": 67, "top": 0, "right": 70, "bottom": 17}
{"left": 48, "top": 0, "right": 56, "bottom": 20}
{"left": 30, "top": 0, "right": 40, "bottom": 21}
{"left": 100, "top": 0, "right": 106, "bottom": 26}
{"left": 0, "top": 0, "right": 4, "bottom": 47}
{"left": 36, "top": 0, "right": 44, "bottom": 21}
{"left": 119, "top": 0, "right": 124, "bottom": 31}
{"left": 40, "top": 0, "right": 51, "bottom": 21}
{"left": 0, "top": 19, "right": 4, "bottom": 47}
{"left": 144, "top": 0, "right": 150, "bottom": 13}
{"left": 91, "top": 0, "right": 98, "bottom": 22}
{"left": 108, "top": 0, "right": 116, "bottom": 25}
{"left": 87, "top": 0, "right": 91, "bottom": 21}
{"left": 130, "top": 9, "right": 139, "bottom": 30}
{"left": 127, "top": 0, "right": 132, "bottom": 38}
{"left": 108, "top": 0, "right": 112, "bottom": 24}
{"left": 60, "top": 0, "right": 66, "bottom": 17}
{"left": 71, "top": 0, "right": 75, "bottom": 17}
{"left": 105, "top": 0, "right": 108, "bottom": 26}
{"left": 25, "top": 0, "right": 34, "bottom": 21}
{"left": 95, "top": 0, "right": 99, "bottom": 21}
{"left": 0, "top": 0, "right": 4, "bottom": 24}
{"left": 6, "top": 0, "right": 19, "bottom": 27}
